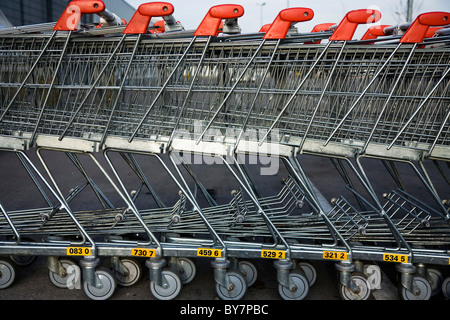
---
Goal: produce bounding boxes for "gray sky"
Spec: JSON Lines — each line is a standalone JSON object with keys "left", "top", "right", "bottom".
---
{"left": 125, "top": 0, "right": 449, "bottom": 39}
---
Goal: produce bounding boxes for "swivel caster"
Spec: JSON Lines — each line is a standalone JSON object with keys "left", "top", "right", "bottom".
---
{"left": 336, "top": 261, "right": 371, "bottom": 300}
{"left": 150, "top": 269, "right": 182, "bottom": 300}
{"left": 169, "top": 257, "right": 197, "bottom": 285}
{"left": 396, "top": 263, "right": 431, "bottom": 300}
{"left": 275, "top": 259, "right": 309, "bottom": 300}
{"left": 83, "top": 267, "right": 117, "bottom": 300}
{"left": 297, "top": 261, "right": 317, "bottom": 286}
{"left": 338, "top": 273, "right": 371, "bottom": 300}
{"left": 215, "top": 270, "right": 247, "bottom": 300}
{"left": 147, "top": 257, "right": 183, "bottom": 300}
{"left": 0, "top": 258, "right": 17, "bottom": 289}
{"left": 441, "top": 277, "right": 450, "bottom": 299}
{"left": 112, "top": 257, "right": 142, "bottom": 287}
{"left": 212, "top": 258, "right": 247, "bottom": 300}
{"left": 239, "top": 260, "right": 258, "bottom": 287}
{"left": 48, "top": 257, "right": 80, "bottom": 289}
{"left": 278, "top": 270, "right": 309, "bottom": 300}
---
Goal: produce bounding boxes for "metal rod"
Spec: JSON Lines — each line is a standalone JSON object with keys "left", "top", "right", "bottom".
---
{"left": 34, "top": 148, "right": 94, "bottom": 250}
{"left": 425, "top": 108, "right": 450, "bottom": 158}
{"left": 0, "top": 30, "right": 57, "bottom": 122}
{"left": 196, "top": 39, "right": 267, "bottom": 144}
{"left": 30, "top": 30, "right": 73, "bottom": 146}
{"left": 234, "top": 39, "right": 281, "bottom": 152}
{"left": 59, "top": 34, "right": 127, "bottom": 141}
{"left": 361, "top": 43, "right": 418, "bottom": 154}
{"left": 387, "top": 67, "right": 450, "bottom": 150}
{"left": 100, "top": 33, "right": 142, "bottom": 148}
{"left": 129, "top": 36, "right": 197, "bottom": 143}
{"left": 298, "top": 41, "right": 347, "bottom": 153}
{"left": 324, "top": 43, "right": 403, "bottom": 147}
{"left": 220, "top": 154, "right": 291, "bottom": 259}
{"left": 166, "top": 36, "right": 212, "bottom": 151}
{"left": 259, "top": 41, "right": 333, "bottom": 145}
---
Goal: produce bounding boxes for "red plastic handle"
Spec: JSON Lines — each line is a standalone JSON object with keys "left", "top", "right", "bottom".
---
{"left": 329, "top": 9, "right": 382, "bottom": 41}
{"left": 306, "top": 23, "right": 336, "bottom": 44}
{"left": 425, "top": 26, "right": 442, "bottom": 38}
{"left": 123, "top": 2, "right": 174, "bottom": 34}
{"left": 150, "top": 19, "right": 165, "bottom": 34}
{"left": 263, "top": 8, "right": 314, "bottom": 39}
{"left": 400, "top": 12, "right": 449, "bottom": 43}
{"left": 54, "top": 0, "right": 105, "bottom": 31}
{"left": 194, "top": 4, "right": 244, "bottom": 36}
{"left": 259, "top": 24, "right": 271, "bottom": 33}
{"left": 361, "top": 24, "right": 391, "bottom": 40}
{"left": 311, "top": 23, "right": 336, "bottom": 33}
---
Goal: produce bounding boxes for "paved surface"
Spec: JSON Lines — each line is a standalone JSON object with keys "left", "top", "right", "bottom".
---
{"left": 0, "top": 150, "right": 448, "bottom": 304}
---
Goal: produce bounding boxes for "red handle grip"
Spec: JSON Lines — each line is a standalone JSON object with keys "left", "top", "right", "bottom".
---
{"left": 263, "top": 7, "right": 314, "bottom": 39}
{"left": 329, "top": 9, "right": 382, "bottom": 41}
{"left": 361, "top": 24, "right": 391, "bottom": 40}
{"left": 400, "top": 12, "right": 449, "bottom": 43}
{"left": 311, "top": 23, "right": 336, "bottom": 33}
{"left": 54, "top": 0, "right": 105, "bottom": 31}
{"left": 194, "top": 4, "right": 244, "bottom": 36}
{"left": 150, "top": 19, "right": 165, "bottom": 34}
{"left": 306, "top": 23, "right": 336, "bottom": 44}
{"left": 425, "top": 27, "right": 443, "bottom": 38}
{"left": 259, "top": 24, "right": 271, "bottom": 33}
{"left": 123, "top": 2, "right": 174, "bottom": 34}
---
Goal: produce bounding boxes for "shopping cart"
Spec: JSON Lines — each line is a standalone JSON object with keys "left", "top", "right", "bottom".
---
{"left": 0, "top": 0, "right": 449, "bottom": 301}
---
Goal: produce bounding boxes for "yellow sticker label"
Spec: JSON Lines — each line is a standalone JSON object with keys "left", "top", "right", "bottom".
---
{"left": 67, "top": 247, "right": 91, "bottom": 256}
{"left": 261, "top": 249, "right": 285, "bottom": 259}
{"left": 383, "top": 253, "right": 408, "bottom": 263}
{"left": 131, "top": 248, "right": 156, "bottom": 257}
{"left": 323, "top": 251, "right": 348, "bottom": 261}
{"left": 197, "top": 248, "right": 222, "bottom": 258}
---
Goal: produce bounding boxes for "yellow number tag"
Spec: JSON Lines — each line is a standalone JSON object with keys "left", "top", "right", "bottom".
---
{"left": 197, "top": 248, "right": 222, "bottom": 258}
{"left": 261, "top": 250, "right": 285, "bottom": 259}
{"left": 323, "top": 251, "right": 347, "bottom": 261}
{"left": 383, "top": 253, "right": 408, "bottom": 263}
{"left": 131, "top": 248, "right": 155, "bottom": 257}
{"left": 67, "top": 247, "right": 91, "bottom": 256}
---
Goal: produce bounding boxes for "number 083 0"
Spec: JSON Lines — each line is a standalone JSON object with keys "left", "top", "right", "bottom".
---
{"left": 67, "top": 247, "right": 91, "bottom": 256}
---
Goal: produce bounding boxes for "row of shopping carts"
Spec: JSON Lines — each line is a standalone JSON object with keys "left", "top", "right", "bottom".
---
{"left": 0, "top": 0, "right": 448, "bottom": 300}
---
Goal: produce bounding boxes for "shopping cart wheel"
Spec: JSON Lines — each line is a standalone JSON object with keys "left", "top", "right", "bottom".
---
{"left": 113, "top": 258, "right": 142, "bottom": 287}
{"left": 278, "top": 270, "right": 309, "bottom": 300}
{"left": 239, "top": 260, "right": 258, "bottom": 287}
{"left": 49, "top": 258, "right": 81, "bottom": 289}
{"left": 216, "top": 271, "right": 247, "bottom": 300}
{"left": 399, "top": 276, "right": 431, "bottom": 300}
{"left": 175, "top": 257, "right": 197, "bottom": 285}
{"left": 0, "top": 258, "right": 17, "bottom": 289}
{"left": 427, "top": 268, "right": 444, "bottom": 297}
{"left": 9, "top": 237, "right": 37, "bottom": 266}
{"left": 83, "top": 267, "right": 117, "bottom": 300}
{"left": 338, "top": 273, "right": 371, "bottom": 300}
{"left": 150, "top": 269, "right": 182, "bottom": 300}
{"left": 297, "top": 261, "right": 317, "bottom": 286}
{"left": 441, "top": 277, "right": 450, "bottom": 299}
{"left": 10, "top": 254, "right": 37, "bottom": 267}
